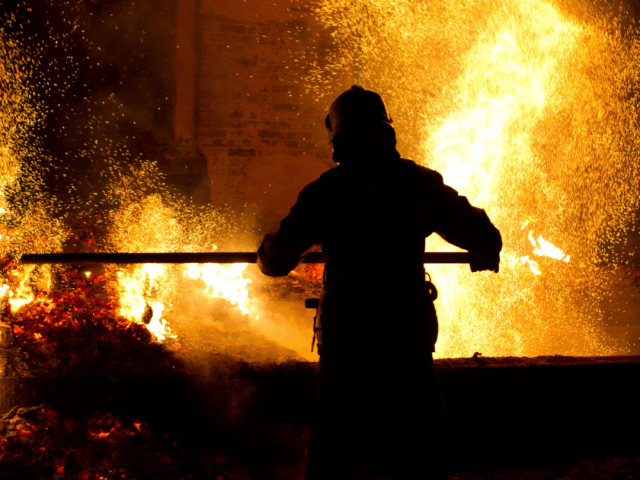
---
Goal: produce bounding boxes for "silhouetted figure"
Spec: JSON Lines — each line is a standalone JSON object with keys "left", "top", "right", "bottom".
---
{"left": 258, "top": 86, "right": 502, "bottom": 480}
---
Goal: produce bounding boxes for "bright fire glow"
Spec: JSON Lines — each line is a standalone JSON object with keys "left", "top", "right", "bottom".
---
{"left": 2, "top": 0, "right": 639, "bottom": 361}
{"left": 3, "top": 265, "right": 37, "bottom": 312}
{"left": 145, "top": 302, "right": 176, "bottom": 342}
{"left": 183, "top": 262, "right": 252, "bottom": 315}
{"left": 108, "top": 193, "right": 253, "bottom": 342}
{"left": 116, "top": 264, "right": 164, "bottom": 323}
{"left": 529, "top": 231, "right": 570, "bottom": 262}
{"left": 311, "top": 0, "right": 640, "bottom": 356}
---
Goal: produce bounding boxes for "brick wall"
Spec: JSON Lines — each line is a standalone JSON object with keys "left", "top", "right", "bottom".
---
{"left": 196, "top": 1, "right": 337, "bottom": 235}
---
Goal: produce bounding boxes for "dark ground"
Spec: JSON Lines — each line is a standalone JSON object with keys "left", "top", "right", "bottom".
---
{"left": 3, "top": 352, "right": 640, "bottom": 479}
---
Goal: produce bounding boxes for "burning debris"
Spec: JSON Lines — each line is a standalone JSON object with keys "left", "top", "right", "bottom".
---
{"left": 0, "top": 260, "right": 185, "bottom": 379}
{"left": 0, "top": 255, "right": 300, "bottom": 479}
{"left": 0, "top": 261, "right": 213, "bottom": 479}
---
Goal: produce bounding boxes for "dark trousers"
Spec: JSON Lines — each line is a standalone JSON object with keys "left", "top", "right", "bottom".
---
{"left": 304, "top": 350, "right": 446, "bottom": 480}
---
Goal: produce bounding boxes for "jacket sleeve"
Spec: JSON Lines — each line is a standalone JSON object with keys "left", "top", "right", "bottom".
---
{"left": 257, "top": 181, "right": 322, "bottom": 277}
{"left": 422, "top": 169, "right": 502, "bottom": 257}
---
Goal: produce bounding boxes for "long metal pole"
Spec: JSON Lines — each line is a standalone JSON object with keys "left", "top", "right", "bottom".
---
{"left": 20, "top": 252, "right": 470, "bottom": 265}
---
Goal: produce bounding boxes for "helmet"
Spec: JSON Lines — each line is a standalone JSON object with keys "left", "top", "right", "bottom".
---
{"left": 325, "top": 85, "right": 393, "bottom": 142}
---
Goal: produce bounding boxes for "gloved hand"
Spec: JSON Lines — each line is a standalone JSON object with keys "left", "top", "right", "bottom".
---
{"left": 469, "top": 252, "right": 500, "bottom": 273}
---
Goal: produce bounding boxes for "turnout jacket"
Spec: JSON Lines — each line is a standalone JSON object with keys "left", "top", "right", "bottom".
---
{"left": 258, "top": 155, "right": 502, "bottom": 352}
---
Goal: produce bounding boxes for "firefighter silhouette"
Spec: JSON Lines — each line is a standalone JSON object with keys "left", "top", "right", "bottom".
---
{"left": 258, "top": 85, "right": 502, "bottom": 480}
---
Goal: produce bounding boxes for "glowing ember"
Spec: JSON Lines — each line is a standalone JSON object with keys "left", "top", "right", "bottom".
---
{"left": 310, "top": 0, "right": 640, "bottom": 356}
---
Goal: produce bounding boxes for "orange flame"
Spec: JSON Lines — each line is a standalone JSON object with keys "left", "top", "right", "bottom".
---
{"left": 311, "top": 0, "right": 640, "bottom": 356}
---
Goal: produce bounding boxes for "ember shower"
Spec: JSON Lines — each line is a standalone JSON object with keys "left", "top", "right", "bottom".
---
{"left": 1, "top": 0, "right": 639, "bottom": 360}
{"left": 308, "top": 0, "right": 640, "bottom": 357}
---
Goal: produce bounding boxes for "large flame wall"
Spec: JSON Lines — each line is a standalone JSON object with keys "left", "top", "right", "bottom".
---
{"left": 308, "top": 0, "right": 640, "bottom": 356}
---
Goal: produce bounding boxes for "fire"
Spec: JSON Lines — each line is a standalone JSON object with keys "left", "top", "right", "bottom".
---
{"left": 116, "top": 263, "right": 177, "bottom": 341}
{"left": 2, "top": 0, "right": 639, "bottom": 361}
{"left": 520, "top": 256, "right": 542, "bottom": 276}
{"left": 528, "top": 231, "right": 570, "bottom": 263}
{"left": 512, "top": 232, "right": 570, "bottom": 275}
{"left": 0, "top": 9, "right": 267, "bottom": 356}
{"left": 107, "top": 190, "right": 255, "bottom": 341}
{"left": 6, "top": 265, "right": 36, "bottom": 311}
{"left": 311, "top": 0, "right": 640, "bottom": 356}
{"left": 115, "top": 257, "right": 254, "bottom": 342}
{"left": 0, "top": 28, "right": 65, "bottom": 319}
{"left": 145, "top": 302, "right": 177, "bottom": 342}
{"left": 183, "top": 260, "right": 252, "bottom": 315}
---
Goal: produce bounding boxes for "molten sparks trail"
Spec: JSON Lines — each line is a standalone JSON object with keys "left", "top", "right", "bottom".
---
{"left": 0, "top": 27, "right": 64, "bottom": 315}
{"left": 311, "top": 0, "right": 640, "bottom": 356}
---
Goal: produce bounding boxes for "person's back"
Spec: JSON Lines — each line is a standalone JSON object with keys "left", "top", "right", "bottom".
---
{"left": 257, "top": 85, "right": 501, "bottom": 479}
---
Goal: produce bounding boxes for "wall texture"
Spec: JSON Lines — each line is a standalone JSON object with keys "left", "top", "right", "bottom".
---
{"left": 192, "top": 0, "right": 338, "bottom": 235}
